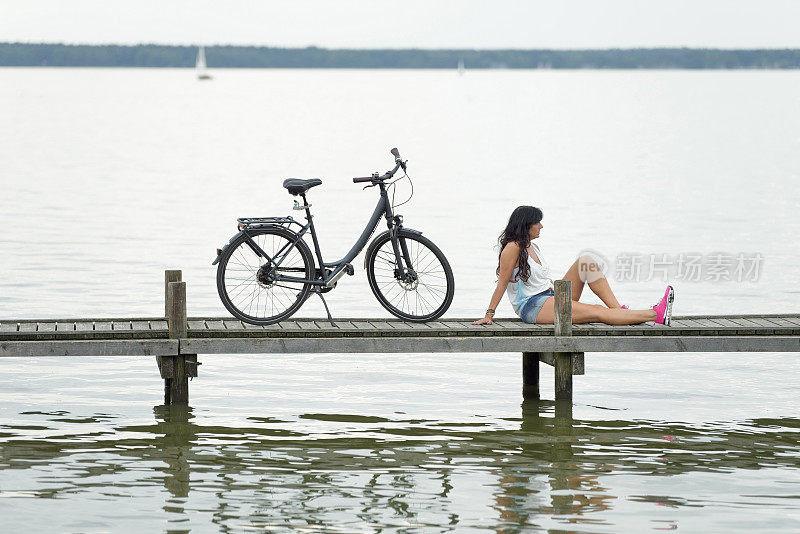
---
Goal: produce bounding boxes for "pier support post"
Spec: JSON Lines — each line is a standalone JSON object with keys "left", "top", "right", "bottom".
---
{"left": 522, "top": 351, "right": 540, "bottom": 399}
{"left": 554, "top": 280, "right": 576, "bottom": 402}
{"left": 164, "top": 270, "right": 182, "bottom": 317}
{"left": 156, "top": 272, "right": 196, "bottom": 406}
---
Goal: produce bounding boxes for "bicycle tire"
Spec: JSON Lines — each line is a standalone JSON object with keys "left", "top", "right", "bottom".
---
{"left": 216, "top": 226, "right": 314, "bottom": 325}
{"left": 366, "top": 229, "right": 454, "bottom": 322}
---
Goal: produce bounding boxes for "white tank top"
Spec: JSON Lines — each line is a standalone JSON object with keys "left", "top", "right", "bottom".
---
{"left": 506, "top": 242, "right": 554, "bottom": 316}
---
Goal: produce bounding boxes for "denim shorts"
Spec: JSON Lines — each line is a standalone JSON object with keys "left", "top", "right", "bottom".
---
{"left": 520, "top": 289, "right": 555, "bottom": 324}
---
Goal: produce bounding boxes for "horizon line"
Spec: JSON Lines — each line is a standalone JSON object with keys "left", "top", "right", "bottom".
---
{"left": 4, "top": 41, "right": 800, "bottom": 52}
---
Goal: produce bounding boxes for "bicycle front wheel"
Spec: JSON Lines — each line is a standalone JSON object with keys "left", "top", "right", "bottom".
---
{"left": 366, "top": 229, "right": 454, "bottom": 322}
{"left": 216, "top": 227, "right": 314, "bottom": 325}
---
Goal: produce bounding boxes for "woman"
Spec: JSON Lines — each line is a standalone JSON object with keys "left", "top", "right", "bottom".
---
{"left": 472, "top": 206, "right": 673, "bottom": 326}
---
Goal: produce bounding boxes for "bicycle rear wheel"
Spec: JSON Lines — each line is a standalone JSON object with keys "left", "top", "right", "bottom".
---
{"left": 216, "top": 227, "right": 314, "bottom": 325}
{"left": 366, "top": 229, "right": 454, "bottom": 322}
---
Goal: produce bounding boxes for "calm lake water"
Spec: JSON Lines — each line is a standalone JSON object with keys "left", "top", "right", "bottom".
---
{"left": 1, "top": 68, "right": 800, "bottom": 532}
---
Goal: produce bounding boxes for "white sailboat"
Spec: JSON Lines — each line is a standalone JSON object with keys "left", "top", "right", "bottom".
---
{"left": 196, "top": 46, "right": 212, "bottom": 80}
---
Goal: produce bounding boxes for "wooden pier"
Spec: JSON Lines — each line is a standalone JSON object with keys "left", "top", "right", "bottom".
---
{"left": 1, "top": 272, "right": 799, "bottom": 406}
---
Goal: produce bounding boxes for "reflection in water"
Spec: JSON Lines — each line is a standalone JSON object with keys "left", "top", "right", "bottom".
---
{"left": 1, "top": 404, "right": 799, "bottom": 531}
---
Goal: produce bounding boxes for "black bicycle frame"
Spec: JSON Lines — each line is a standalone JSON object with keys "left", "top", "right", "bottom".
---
{"left": 245, "top": 181, "right": 410, "bottom": 287}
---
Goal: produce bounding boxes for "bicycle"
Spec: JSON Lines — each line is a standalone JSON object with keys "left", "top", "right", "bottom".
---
{"left": 212, "top": 148, "right": 455, "bottom": 326}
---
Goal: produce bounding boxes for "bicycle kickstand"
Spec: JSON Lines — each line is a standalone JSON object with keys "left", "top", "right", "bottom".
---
{"left": 313, "top": 287, "right": 337, "bottom": 327}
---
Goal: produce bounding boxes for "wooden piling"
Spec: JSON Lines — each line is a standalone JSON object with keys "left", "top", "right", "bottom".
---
{"left": 157, "top": 274, "right": 193, "bottom": 406}
{"left": 554, "top": 279, "right": 572, "bottom": 337}
{"left": 554, "top": 280, "right": 575, "bottom": 401}
{"left": 167, "top": 281, "right": 187, "bottom": 339}
{"left": 522, "top": 351, "right": 540, "bottom": 399}
{"left": 164, "top": 270, "right": 182, "bottom": 318}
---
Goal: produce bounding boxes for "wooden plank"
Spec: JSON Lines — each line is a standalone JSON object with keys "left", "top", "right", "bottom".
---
{"left": 704, "top": 317, "right": 745, "bottom": 329}
{"left": 54, "top": 322, "right": 75, "bottom": 332}
{"left": 274, "top": 320, "right": 301, "bottom": 330}
{"left": 318, "top": 320, "right": 358, "bottom": 331}
{"left": 728, "top": 317, "right": 769, "bottom": 328}
{"left": 366, "top": 320, "right": 398, "bottom": 336}
{"left": 187, "top": 319, "right": 207, "bottom": 331}
{"left": 674, "top": 313, "right": 800, "bottom": 320}
{"left": 758, "top": 317, "right": 800, "bottom": 331}
{"left": 0, "top": 322, "right": 19, "bottom": 333}
{"left": 93, "top": 321, "right": 113, "bottom": 332}
{"left": 181, "top": 335, "right": 800, "bottom": 355}
{"left": 720, "top": 318, "right": 758, "bottom": 334}
{"left": 273, "top": 321, "right": 306, "bottom": 337}
{"left": 131, "top": 321, "right": 151, "bottom": 331}
{"left": 754, "top": 317, "right": 797, "bottom": 335}
{"left": 377, "top": 320, "right": 417, "bottom": 331}
{"left": 778, "top": 316, "right": 800, "bottom": 327}
{"left": 621, "top": 322, "right": 670, "bottom": 335}
{"left": 348, "top": 320, "right": 380, "bottom": 337}
{"left": 241, "top": 321, "right": 267, "bottom": 331}
{"left": 293, "top": 320, "right": 319, "bottom": 331}
{"left": 487, "top": 319, "right": 524, "bottom": 331}
{"left": 150, "top": 320, "right": 169, "bottom": 331}
{"left": 111, "top": 321, "right": 132, "bottom": 331}
{"left": 671, "top": 318, "right": 707, "bottom": 328}
{"left": 74, "top": 322, "right": 95, "bottom": 332}
{"left": 0, "top": 340, "right": 179, "bottom": 357}
{"left": 475, "top": 322, "right": 514, "bottom": 335}
{"left": 222, "top": 319, "right": 246, "bottom": 330}
{"left": 421, "top": 321, "right": 453, "bottom": 332}
{"left": 205, "top": 320, "right": 226, "bottom": 331}
{"left": 451, "top": 320, "right": 495, "bottom": 336}
{"left": 683, "top": 318, "right": 720, "bottom": 335}
{"left": 742, "top": 317, "right": 781, "bottom": 330}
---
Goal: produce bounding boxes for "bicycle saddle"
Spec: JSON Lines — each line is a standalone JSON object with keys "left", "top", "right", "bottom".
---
{"left": 282, "top": 178, "right": 322, "bottom": 196}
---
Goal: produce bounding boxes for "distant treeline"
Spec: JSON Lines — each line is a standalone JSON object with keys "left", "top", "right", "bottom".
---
{"left": 2, "top": 42, "right": 800, "bottom": 69}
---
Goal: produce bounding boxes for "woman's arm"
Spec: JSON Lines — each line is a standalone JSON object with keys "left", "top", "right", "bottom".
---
{"left": 473, "top": 243, "right": 519, "bottom": 325}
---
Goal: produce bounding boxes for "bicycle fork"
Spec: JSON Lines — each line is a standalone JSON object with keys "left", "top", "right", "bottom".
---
{"left": 389, "top": 229, "right": 417, "bottom": 283}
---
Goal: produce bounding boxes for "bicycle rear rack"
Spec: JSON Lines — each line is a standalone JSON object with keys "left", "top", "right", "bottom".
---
{"left": 236, "top": 216, "right": 303, "bottom": 230}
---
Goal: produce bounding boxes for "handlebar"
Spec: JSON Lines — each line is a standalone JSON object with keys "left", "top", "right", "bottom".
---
{"left": 390, "top": 147, "right": 407, "bottom": 171}
{"left": 351, "top": 148, "right": 407, "bottom": 184}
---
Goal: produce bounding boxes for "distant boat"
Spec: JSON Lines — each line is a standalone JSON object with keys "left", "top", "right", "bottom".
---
{"left": 196, "top": 46, "right": 212, "bottom": 80}
{"left": 457, "top": 58, "right": 465, "bottom": 76}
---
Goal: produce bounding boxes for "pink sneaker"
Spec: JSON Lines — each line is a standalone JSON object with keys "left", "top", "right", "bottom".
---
{"left": 621, "top": 305, "right": 629, "bottom": 309}
{"left": 652, "top": 286, "right": 674, "bottom": 325}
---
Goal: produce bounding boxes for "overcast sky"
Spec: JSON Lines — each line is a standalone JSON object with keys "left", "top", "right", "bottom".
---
{"left": 2, "top": 0, "right": 800, "bottom": 49}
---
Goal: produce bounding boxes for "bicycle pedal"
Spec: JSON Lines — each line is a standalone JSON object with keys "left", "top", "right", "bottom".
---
{"left": 345, "top": 264, "right": 354, "bottom": 276}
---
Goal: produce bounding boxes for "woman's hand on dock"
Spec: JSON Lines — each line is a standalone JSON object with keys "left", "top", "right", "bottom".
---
{"left": 472, "top": 315, "right": 493, "bottom": 326}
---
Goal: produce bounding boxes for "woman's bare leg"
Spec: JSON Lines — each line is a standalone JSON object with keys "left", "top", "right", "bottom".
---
{"left": 587, "top": 277, "right": 621, "bottom": 309}
{"left": 535, "top": 298, "right": 655, "bottom": 325}
{"left": 561, "top": 258, "right": 587, "bottom": 301}
{"left": 562, "top": 255, "right": 622, "bottom": 308}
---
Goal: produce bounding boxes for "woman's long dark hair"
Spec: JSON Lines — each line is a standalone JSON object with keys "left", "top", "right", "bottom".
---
{"left": 497, "top": 205, "right": 543, "bottom": 282}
